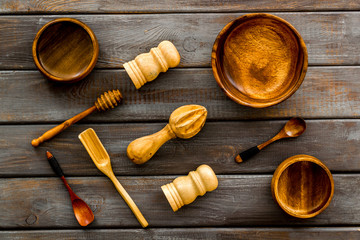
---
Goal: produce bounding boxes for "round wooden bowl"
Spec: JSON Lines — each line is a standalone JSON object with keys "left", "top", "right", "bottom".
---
{"left": 32, "top": 18, "right": 99, "bottom": 83}
{"left": 271, "top": 155, "right": 334, "bottom": 218}
{"left": 211, "top": 13, "right": 308, "bottom": 108}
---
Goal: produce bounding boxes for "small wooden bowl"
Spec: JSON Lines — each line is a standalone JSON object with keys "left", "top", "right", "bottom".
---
{"left": 271, "top": 155, "right": 334, "bottom": 218}
{"left": 32, "top": 18, "right": 99, "bottom": 83}
{"left": 212, "top": 13, "right": 308, "bottom": 108}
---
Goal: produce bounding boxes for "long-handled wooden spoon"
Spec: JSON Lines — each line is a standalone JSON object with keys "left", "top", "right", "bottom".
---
{"left": 31, "top": 90, "right": 122, "bottom": 147}
{"left": 78, "top": 128, "right": 148, "bottom": 228}
{"left": 46, "top": 151, "right": 94, "bottom": 226}
{"left": 235, "top": 117, "right": 306, "bottom": 163}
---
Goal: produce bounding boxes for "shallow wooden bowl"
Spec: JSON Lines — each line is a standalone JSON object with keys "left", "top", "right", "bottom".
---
{"left": 32, "top": 18, "right": 99, "bottom": 83}
{"left": 271, "top": 155, "right": 334, "bottom": 218}
{"left": 212, "top": 13, "right": 308, "bottom": 108}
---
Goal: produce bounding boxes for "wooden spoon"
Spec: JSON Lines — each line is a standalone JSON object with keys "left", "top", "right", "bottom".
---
{"left": 46, "top": 151, "right": 94, "bottom": 226}
{"left": 78, "top": 128, "right": 148, "bottom": 228}
{"left": 235, "top": 117, "right": 306, "bottom": 163}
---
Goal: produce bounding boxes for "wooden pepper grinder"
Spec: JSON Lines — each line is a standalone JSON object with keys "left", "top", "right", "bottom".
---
{"left": 161, "top": 164, "right": 218, "bottom": 212}
{"left": 127, "top": 105, "right": 207, "bottom": 164}
{"left": 31, "top": 90, "right": 122, "bottom": 147}
{"left": 123, "top": 40, "right": 180, "bottom": 89}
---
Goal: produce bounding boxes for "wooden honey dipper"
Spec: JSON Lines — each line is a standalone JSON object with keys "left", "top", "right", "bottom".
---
{"left": 31, "top": 90, "right": 122, "bottom": 147}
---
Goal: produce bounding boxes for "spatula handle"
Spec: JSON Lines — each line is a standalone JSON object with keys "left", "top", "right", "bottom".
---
{"left": 109, "top": 175, "right": 148, "bottom": 228}
{"left": 235, "top": 146, "right": 260, "bottom": 163}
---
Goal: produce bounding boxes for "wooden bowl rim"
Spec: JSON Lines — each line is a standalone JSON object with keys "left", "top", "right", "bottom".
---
{"left": 271, "top": 154, "right": 334, "bottom": 218}
{"left": 211, "top": 13, "right": 308, "bottom": 108}
{"left": 32, "top": 17, "right": 99, "bottom": 83}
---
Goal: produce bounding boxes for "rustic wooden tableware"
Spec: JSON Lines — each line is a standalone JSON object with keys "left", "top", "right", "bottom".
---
{"left": 161, "top": 164, "right": 218, "bottom": 212}
{"left": 124, "top": 40, "right": 180, "bottom": 89}
{"left": 212, "top": 13, "right": 308, "bottom": 108}
{"left": 46, "top": 151, "right": 94, "bottom": 226}
{"left": 32, "top": 18, "right": 99, "bottom": 83}
{"left": 31, "top": 90, "right": 122, "bottom": 147}
{"left": 127, "top": 105, "right": 207, "bottom": 164}
{"left": 235, "top": 117, "right": 306, "bottom": 163}
{"left": 271, "top": 155, "right": 334, "bottom": 218}
{"left": 78, "top": 128, "right": 149, "bottom": 228}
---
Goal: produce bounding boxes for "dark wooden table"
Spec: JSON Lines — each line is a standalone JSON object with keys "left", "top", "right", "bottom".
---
{"left": 1, "top": 1, "right": 360, "bottom": 239}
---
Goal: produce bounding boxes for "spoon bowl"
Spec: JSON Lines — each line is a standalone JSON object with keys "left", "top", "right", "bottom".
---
{"left": 284, "top": 117, "right": 306, "bottom": 137}
{"left": 72, "top": 199, "right": 95, "bottom": 226}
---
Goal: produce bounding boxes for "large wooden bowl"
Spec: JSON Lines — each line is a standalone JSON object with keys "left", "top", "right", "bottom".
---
{"left": 212, "top": 13, "right": 308, "bottom": 108}
{"left": 32, "top": 18, "right": 99, "bottom": 83}
{"left": 271, "top": 155, "right": 334, "bottom": 218}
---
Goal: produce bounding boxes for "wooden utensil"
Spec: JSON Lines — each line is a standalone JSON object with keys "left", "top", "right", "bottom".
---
{"left": 124, "top": 40, "right": 180, "bottom": 89}
{"left": 78, "top": 128, "right": 148, "bottom": 228}
{"left": 31, "top": 90, "right": 122, "bottom": 147}
{"left": 161, "top": 164, "right": 218, "bottom": 212}
{"left": 271, "top": 155, "right": 334, "bottom": 218}
{"left": 127, "top": 105, "right": 207, "bottom": 164}
{"left": 46, "top": 151, "right": 94, "bottom": 226}
{"left": 235, "top": 117, "right": 306, "bottom": 163}
{"left": 33, "top": 18, "right": 99, "bottom": 83}
{"left": 212, "top": 13, "right": 308, "bottom": 108}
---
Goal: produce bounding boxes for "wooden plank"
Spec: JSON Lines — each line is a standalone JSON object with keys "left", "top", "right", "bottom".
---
{"left": 1, "top": 228, "right": 360, "bottom": 240}
{"left": 0, "top": 67, "right": 359, "bottom": 123}
{"left": 0, "top": 13, "right": 359, "bottom": 69}
{"left": 1, "top": 0, "right": 360, "bottom": 13}
{"left": 0, "top": 174, "right": 359, "bottom": 228}
{"left": 1, "top": 120, "right": 359, "bottom": 176}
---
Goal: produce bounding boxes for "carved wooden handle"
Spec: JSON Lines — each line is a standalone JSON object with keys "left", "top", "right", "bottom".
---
{"left": 108, "top": 174, "right": 148, "bottom": 228}
{"left": 127, "top": 124, "right": 176, "bottom": 164}
{"left": 31, "top": 106, "right": 97, "bottom": 147}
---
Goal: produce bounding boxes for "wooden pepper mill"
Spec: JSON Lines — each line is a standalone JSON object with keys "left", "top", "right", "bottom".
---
{"left": 127, "top": 104, "right": 207, "bottom": 164}
{"left": 123, "top": 40, "right": 180, "bottom": 89}
{"left": 161, "top": 164, "right": 218, "bottom": 212}
{"left": 31, "top": 90, "right": 122, "bottom": 147}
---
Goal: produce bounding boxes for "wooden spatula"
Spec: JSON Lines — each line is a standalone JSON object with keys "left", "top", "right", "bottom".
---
{"left": 78, "top": 128, "right": 148, "bottom": 228}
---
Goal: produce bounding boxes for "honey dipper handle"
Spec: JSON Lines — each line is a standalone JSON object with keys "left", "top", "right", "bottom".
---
{"left": 108, "top": 174, "right": 149, "bottom": 228}
{"left": 31, "top": 106, "right": 97, "bottom": 147}
{"left": 127, "top": 124, "right": 176, "bottom": 164}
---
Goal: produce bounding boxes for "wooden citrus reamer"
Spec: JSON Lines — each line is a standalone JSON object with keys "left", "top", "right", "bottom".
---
{"left": 127, "top": 105, "right": 207, "bottom": 164}
{"left": 79, "top": 128, "right": 148, "bottom": 228}
{"left": 31, "top": 90, "right": 122, "bottom": 147}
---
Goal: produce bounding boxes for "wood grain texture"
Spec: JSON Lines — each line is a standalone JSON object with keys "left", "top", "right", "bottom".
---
{"left": 32, "top": 18, "right": 99, "bottom": 83}
{"left": 0, "top": 67, "right": 359, "bottom": 123}
{"left": 78, "top": 128, "right": 149, "bottom": 228}
{"left": 0, "top": 174, "right": 359, "bottom": 228}
{"left": 212, "top": 13, "right": 307, "bottom": 108}
{"left": 271, "top": 155, "right": 334, "bottom": 218}
{"left": 1, "top": 120, "right": 360, "bottom": 177}
{"left": 0, "top": 13, "right": 359, "bottom": 69}
{"left": 1, "top": 228, "right": 360, "bottom": 240}
{"left": 1, "top": 0, "right": 359, "bottom": 13}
